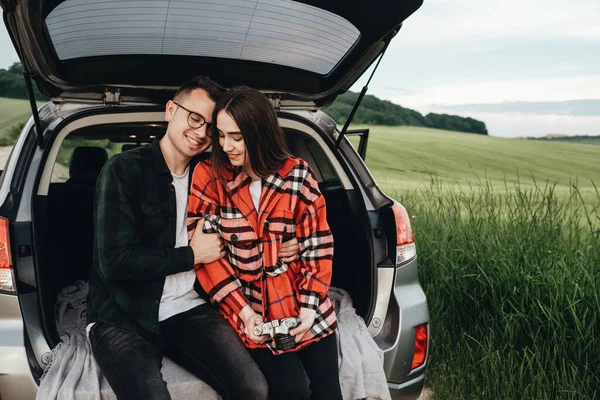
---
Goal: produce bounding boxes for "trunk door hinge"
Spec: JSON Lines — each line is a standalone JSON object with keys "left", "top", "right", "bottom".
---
{"left": 104, "top": 88, "right": 121, "bottom": 106}
{"left": 269, "top": 95, "right": 281, "bottom": 110}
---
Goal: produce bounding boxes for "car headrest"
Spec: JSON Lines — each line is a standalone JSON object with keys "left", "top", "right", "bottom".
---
{"left": 68, "top": 147, "right": 109, "bottom": 184}
{"left": 121, "top": 144, "right": 140, "bottom": 152}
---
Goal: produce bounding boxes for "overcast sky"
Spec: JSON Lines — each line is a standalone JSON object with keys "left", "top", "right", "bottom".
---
{"left": 2, "top": 0, "right": 599, "bottom": 137}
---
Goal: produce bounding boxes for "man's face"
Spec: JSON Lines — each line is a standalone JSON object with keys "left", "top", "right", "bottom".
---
{"left": 163, "top": 89, "right": 216, "bottom": 159}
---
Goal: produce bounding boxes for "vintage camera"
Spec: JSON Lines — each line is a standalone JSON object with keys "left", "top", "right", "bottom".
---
{"left": 253, "top": 316, "right": 301, "bottom": 350}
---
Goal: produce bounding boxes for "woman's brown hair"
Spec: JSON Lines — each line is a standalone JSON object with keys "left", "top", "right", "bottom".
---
{"left": 210, "top": 86, "right": 292, "bottom": 181}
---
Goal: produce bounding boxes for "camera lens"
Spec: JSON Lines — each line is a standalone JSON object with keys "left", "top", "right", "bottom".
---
{"left": 284, "top": 319, "right": 296, "bottom": 328}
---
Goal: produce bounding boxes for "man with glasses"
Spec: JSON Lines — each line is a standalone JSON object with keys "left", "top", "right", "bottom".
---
{"left": 86, "top": 76, "right": 299, "bottom": 400}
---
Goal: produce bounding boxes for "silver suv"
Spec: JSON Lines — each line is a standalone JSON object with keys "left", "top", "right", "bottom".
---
{"left": 0, "top": 0, "right": 429, "bottom": 398}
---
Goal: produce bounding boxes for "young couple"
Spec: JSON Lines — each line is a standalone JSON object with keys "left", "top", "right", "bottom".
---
{"left": 86, "top": 76, "right": 342, "bottom": 400}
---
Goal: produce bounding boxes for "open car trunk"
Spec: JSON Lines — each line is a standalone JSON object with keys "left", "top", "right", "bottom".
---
{"left": 32, "top": 115, "right": 374, "bottom": 348}
{"left": 3, "top": 0, "right": 423, "bottom": 108}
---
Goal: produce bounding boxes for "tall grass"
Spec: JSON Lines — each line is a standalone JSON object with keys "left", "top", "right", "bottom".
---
{"left": 0, "top": 121, "right": 25, "bottom": 146}
{"left": 392, "top": 179, "right": 600, "bottom": 399}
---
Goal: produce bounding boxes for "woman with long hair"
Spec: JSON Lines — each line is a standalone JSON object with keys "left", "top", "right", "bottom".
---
{"left": 188, "top": 86, "right": 342, "bottom": 400}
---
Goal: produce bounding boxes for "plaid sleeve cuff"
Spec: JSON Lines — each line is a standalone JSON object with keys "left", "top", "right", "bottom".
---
{"left": 202, "top": 214, "right": 219, "bottom": 234}
{"left": 299, "top": 290, "right": 321, "bottom": 310}
{"left": 221, "top": 288, "right": 249, "bottom": 314}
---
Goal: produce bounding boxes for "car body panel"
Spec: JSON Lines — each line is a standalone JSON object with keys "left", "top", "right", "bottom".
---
{"left": 0, "top": 293, "right": 38, "bottom": 399}
{"left": 383, "top": 259, "right": 429, "bottom": 381}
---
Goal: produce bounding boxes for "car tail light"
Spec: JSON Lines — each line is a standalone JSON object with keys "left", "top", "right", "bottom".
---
{"left": 391, "top": 202, "right": 416, "bottom": 266}
{"left": 411, "top": 323, "right": 428, "bottom": 369}
{"left": 0, "top": 216, "right": 15, "bottom": 293}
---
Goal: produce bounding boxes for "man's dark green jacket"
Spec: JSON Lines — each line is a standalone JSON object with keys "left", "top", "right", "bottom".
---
{"left": 87, "top": 137, "right": 204, "bottom": 342}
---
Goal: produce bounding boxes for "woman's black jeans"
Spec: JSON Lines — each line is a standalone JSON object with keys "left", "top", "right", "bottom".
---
{"left": 90, "top": 303, "right": 268, "bottom": 400}
{"left": 249, "top": 333, "right": 343, "bottom": 400}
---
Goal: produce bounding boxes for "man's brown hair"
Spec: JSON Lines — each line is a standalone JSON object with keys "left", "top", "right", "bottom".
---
{"left": 173, "top": 76, "right": 225, "bottom": 103}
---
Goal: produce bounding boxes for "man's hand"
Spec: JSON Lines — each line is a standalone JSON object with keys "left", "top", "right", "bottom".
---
{"left": 279, "top": 237, "right": 300, "bottom": 263}
{"left": 238, "top": 305, "right": 269, "bottom": 344}
{"left": 190, "top": 218, "right": 226, "bottom": 264}
{"left": 289, "top": 307, "right": 316, "bottom": 343}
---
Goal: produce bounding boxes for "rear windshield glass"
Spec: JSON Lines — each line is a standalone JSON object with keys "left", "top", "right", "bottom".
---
{"left": 45, "top": 0, "right": 360, "bottom": 75}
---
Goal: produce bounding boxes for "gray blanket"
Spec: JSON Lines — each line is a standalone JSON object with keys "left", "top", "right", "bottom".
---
{"left": 331, "top": 287, "right": 391, "bottom": 400}
{"left": 37, "top": 282, "right": 390, "bottom": 400}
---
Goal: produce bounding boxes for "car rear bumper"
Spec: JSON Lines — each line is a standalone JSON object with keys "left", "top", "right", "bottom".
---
{"left": 373, "top": 257, "right": 430, "bottom": 399}
{"left": 389, "top": 373, "right": 425, "bottom": 400}
{"left": 0, "top": 294, "right": 38, "bottom": 399}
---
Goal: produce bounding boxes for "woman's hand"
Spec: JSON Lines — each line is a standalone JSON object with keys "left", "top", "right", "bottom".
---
{"left": 238, "top": 305, "right": 269, "bottom": 344}
{"left": 289, "top": 307, "right": 317, "bottom": 343}
{"left": 279, "top": 237, "right": 300, "bottom": 263}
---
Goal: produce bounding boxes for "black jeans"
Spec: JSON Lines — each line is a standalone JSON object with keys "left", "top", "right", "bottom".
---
{"left": 249, "top": 333, "right": 342, "bottom": 400}
{"left": 90, "top": 304, "right": 268, "bottom": 400}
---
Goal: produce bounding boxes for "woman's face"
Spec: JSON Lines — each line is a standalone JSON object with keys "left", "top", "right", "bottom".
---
{"left": 216, "top": 109, "right": 249, "bottom": 170}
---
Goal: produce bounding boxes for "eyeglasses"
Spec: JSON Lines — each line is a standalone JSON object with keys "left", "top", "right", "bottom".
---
{"left": 173, "top": 101, "right": 211, "bottom": 132}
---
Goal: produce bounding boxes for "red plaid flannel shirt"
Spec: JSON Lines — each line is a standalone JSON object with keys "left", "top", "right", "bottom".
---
{"left": 188, "top": 157, "right": 337, "bottom": 353}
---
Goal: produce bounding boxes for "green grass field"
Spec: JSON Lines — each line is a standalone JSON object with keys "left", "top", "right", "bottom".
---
{"left": 0, "top": 97, "right": 32, "bottom": 142}
{"left": 352, "top": 125, "right": 600, "bottom": 204}
{"left": 348, "top": 126, "right": 599, "bottom": 399}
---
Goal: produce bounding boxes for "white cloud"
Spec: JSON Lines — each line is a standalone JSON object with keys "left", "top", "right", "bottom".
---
{"left": 397, "top": 0, "right": 600, "bottom": 50}
{"left": 381, "top": 75, "right": 600, "bottom": 108}
{"left": 438, "top": 99, "right": 600, "bottom": 116}
{"left": 0, "top": 26, "right": 19, "bottom": 69}
{"left": 449, "top": 112, "right": 600, "bottom": 138}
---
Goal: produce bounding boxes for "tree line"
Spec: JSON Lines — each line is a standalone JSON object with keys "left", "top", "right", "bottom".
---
{"left": 0, "top": 62, "right": 45, "bottom": 101}
{"left": 326, "top": 91, "right": 488, "bottom": 135}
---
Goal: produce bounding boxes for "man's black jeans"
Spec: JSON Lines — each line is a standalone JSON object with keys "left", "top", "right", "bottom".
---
{"left": 90, "top": 304, "right": 268, "bottom": 400}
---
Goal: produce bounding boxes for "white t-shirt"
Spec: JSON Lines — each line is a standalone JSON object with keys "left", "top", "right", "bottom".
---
{"left": 249, "top": 180, "right": 262, "bottom": 210}
{"left": 158, "top": 167, "right": 206, "bottom": 322}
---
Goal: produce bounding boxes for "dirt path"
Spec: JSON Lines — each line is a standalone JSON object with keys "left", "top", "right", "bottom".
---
{"left": 419, "top": 386, "right": 434, "bottom": 399}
